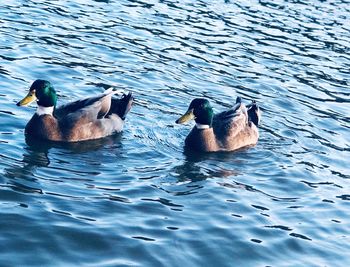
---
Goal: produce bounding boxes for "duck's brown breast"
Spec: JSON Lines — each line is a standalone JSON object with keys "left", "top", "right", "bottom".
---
{"left": 185, "top": 127, "right": 220, "bottom": 152}
{"left": 25, "top": 114, "right": 62, "bottom": 141}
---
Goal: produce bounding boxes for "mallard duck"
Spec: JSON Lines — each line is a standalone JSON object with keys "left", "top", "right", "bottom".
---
{"left": 175, "top": 97, "right": 261, "bottom": 152}
{"left": 17, "top": 79, "right": 133, "bottom": 142}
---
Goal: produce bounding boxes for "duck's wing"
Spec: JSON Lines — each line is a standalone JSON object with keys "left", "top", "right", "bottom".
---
{"left": 54, "top": 88, "right": 116, "bottom": 120}
{"left": 61, "top": 100, "right": 125, "bottom": 141}
{"left": 212, "top": 101, "right": 248, "bottom": 141}
{"left": 57, "top": 89, "right": 119, "bottom": 127}
{"left": 213, "top": 101, "right": 242, "bottom": 123}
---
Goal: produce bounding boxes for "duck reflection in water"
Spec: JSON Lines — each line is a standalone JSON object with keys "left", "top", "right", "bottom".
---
{"left": 171, "top": 148, "right": 241, "bottom": 183}
{"left": 4, "top": 134, "right": 124, "bottom": 184}
{"left": 25, "top": 133, "right": 123, "bottom": 154}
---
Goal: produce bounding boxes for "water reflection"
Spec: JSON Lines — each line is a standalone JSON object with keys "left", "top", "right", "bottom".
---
{"left": 4, "top": 145, "right": 49, "bottom": 181}
{"left": 3, "top": 134, "right": 124, "bottom": 194}
{"left": 24, "top": 133, "right": 123, "bottom": 154}
{"left": 172, "top": 149, "right": 240, "bottom": 182}
{"left": 3, "top": 143, "right": 48, "bottom": 194}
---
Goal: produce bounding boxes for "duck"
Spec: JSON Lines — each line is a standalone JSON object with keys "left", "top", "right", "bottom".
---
{"left": 175, "top": 97, "right": 261, "bottom": 152}
{"left": 16, "top": 79, "right": 133, "bottom": 142}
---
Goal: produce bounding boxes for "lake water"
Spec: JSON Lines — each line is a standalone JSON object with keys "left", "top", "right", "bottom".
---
{"left": 1, "top": 0, "right": 349, "bottom": 266}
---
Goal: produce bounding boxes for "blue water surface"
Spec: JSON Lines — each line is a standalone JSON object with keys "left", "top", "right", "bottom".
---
{"left": 1, "top": 0, "right": 350, "bottom": 266}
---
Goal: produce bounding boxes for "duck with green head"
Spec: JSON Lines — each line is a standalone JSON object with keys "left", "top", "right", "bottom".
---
{"left": 17, "top": 79, "right": 133, "bottom": 142}
{"left": 175, "top": 97, "right": 261, "bottom": 152}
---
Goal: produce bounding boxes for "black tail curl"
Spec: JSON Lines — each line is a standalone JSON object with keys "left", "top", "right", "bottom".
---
{"left": 109, "top": 93, "right": 133, "bottom": 120}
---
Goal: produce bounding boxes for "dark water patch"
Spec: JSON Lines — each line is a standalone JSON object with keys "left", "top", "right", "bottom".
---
{"left": 331, "top": 219, "right": 341, "bottom": 224}
{"left": 132, "top": 236, "right": 156, "bottom": 242}
{"left": 251, "top": 239, "right": 263, "bottom": 244}
{"left": 141, "top": 197, "right": 184, "bottom": 208}
{"left": 166, "top": 226, "right": 179, "bottom": 231}
{"left": 289, "top": 233, "right": 312, "bottom": 241}
{"left": 336, "top": 195, "right": 350, "bottom": 201}
{"left": 76, "top": 216, "right": 96, "bottom": 222}
{"left": 7, "top": 182, "right": 43, "bottom": 195}
{"left": 252, "top": 204, "right": 269, "bottom": 211}
{"left": 107, "top": 195, "right": 132, "bottom": 203}
{"left": 322, "top": 199, "right": 334, "bottom": 203}
{"left": 52, "top": 209, "right": 72, "bottom": 217}
{"left": 265, "top": 225, "right": 293, "bottom": 231}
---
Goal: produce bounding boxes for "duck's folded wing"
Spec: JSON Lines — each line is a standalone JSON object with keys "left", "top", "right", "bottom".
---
{"left": 213, "top": 103, "right": 248, "bottom": 139}
{"left": 54, "top": 90, "right": 115, "bottom": 120}
{"left": 62, "top": 100, "right": 105, "bottom": 127}
{"left": 61, "top": 102, "right": 125, "bottom": 141}
{"left": 214, "top": 101, "right": 242, "bottom": 122}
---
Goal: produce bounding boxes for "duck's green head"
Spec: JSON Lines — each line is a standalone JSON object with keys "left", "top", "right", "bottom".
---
{"left": 17, "top": 80, "right": 57, "bottom": 107}
{"left": 176, "top": 98, "right": 214, "bottom": 127}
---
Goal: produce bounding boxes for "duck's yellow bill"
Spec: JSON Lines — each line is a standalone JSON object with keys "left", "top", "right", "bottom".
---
{"left": 176, "top": 109, "right": 195, "bottom": 124}
{"left": 16, "top": 91, "right": 37, "bottom": 106}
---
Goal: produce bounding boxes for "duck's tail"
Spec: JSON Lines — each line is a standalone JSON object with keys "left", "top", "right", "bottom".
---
{"left": 247, "top": 100, "right": 261, "bottom": 126}
{"left": 109, "top": 92, "right": 133, "bottom": 120}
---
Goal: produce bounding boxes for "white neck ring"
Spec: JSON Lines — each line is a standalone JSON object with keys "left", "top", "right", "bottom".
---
{"left": 196, "top": 123, "right": 210, "bottom": 129}
{"left": 36, "top": 106, "right": 54, "bottom": 116}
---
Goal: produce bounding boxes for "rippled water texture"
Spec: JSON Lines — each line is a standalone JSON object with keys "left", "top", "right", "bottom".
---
{"left": 1, "top": 0, "right": 350, "bottom": 266}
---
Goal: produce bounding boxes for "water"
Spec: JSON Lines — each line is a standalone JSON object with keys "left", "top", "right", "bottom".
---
{"left": 1, "top": 0, "right": 349, "bottom": 266}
